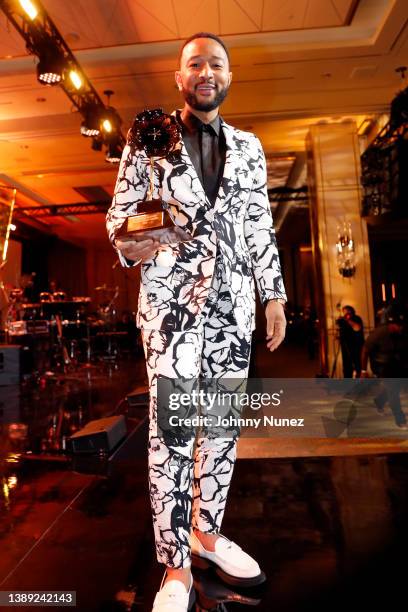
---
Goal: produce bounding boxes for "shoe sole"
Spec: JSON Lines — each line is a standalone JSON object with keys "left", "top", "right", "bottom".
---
{"left": 192, "top": 553, "right": 267, "bottom": 587}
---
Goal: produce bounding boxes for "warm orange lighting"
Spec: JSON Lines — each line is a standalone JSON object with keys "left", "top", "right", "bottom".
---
{"left": 19, "top": 0, "right": 38, "bottom": 20}
{"left": 7, "top": 476, "right": 18, "bottom": 489}
{"left": 102, "top": 119, "right": 113, "bottom": 133}
{"left": 69, "top": 70, "right": 83, "bottom": 90}
{"left": 0, "top": 186, "right": 16, "bottom": 262}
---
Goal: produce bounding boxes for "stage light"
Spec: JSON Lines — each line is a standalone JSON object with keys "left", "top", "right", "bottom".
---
{"left": 81, "top": 120, "right": 99, "bottom": 137}
{"left": 100, "top": 106, "right": 121, "bottom": 136}
{"left": 19, "top": 0, "right": 38, "bottom": 20}
{"left": 69, "top": 69, "right": 83, "bottom": 90}
{"left": 80, "top": 106, "right": 102, "bottom": 137}
{"left": 37, "top": 50, "right": 65, "bottom": 85}
{"left": 105, "top": 139, "right": 123, "bottom": 163}
{"left": 102, "top": 118, "right": 113, "bottom": 133}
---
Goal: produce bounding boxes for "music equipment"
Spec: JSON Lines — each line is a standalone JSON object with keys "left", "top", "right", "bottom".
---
{"left": 72, "top": 296, "right": 91, "bottom": 303}
{"left": 0, "top": 344, "right": 20, "bottom": 385}
{"left": 40, "top": 299, "right": 90, "bottom": 320}
{"left": 39, "top": 292, "right": 52, "bottom": 302}
{"left": 9, "top": 288, "right": 23, "bottom": 300}
{"left": 7, "top": 320, "right": 49, "bottom": 336}
{"left": 126, "top": 386, "right": 149, "bottom": 407}
{"left": 52, "top": 291, "right": 67, "bottom": 301}
{"left": 68, "top": 415, "right": 127, "bottom": 454}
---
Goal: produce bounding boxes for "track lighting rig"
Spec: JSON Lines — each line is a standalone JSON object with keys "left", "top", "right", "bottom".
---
{"left": 0, "top": 0, "right": 125, "bottom": 162}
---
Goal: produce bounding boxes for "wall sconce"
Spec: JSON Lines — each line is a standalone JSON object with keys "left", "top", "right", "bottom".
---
{"left": 336, "top": 221, "right": 356, "bottom": 278}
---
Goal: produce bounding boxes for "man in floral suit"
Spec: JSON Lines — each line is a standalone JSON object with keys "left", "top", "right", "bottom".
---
{"left": 107, "top": 32, "right": 287, "bottom": 611}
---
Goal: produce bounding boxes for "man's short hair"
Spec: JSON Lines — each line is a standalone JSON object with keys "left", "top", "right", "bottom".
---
{"left": 179, "top": 32, "right": 230, "bottom": 64}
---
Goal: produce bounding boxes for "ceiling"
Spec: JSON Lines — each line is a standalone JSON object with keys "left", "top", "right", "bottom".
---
{"left": 0, "top": 0, "right": 407, "bottom": 245}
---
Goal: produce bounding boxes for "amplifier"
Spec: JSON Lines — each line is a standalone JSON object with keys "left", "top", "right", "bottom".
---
{"left": 68, "top": 414, "right": 127, "bottom": 454}
{"left": 0, "top": 344, "right": 20, "bottom": 385}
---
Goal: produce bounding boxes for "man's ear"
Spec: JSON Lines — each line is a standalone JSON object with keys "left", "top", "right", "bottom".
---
{"left": 228, "top": 71, "right": 233, "bottom": 86}
{"left": 175, "top": 71, "right": 183, "bottom": 91}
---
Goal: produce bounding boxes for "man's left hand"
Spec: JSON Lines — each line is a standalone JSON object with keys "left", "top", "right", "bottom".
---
{"left": 265, "top": 301, "right": 286, "bottom": 352}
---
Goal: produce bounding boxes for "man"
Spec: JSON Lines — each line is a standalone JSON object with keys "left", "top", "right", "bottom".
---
{"left": 361, "top": 305, "right": 407, "bottom": 429}
{"left": 107, "top": 32, "right": 287, "bottom": 611}
{"left": 337, "top": 305, "right": 364, "bottom": 377}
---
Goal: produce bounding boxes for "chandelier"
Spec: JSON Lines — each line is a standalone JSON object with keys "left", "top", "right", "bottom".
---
{"left": 336, "top": 221, "right": 356, "bottom": 278}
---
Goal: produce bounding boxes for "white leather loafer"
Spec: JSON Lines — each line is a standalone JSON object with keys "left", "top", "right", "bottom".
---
{"left": 191, "top": 531, "right": 266, "bottom": 587}
{"left": 152, "top": 571, "right": 195, "bottom": 611}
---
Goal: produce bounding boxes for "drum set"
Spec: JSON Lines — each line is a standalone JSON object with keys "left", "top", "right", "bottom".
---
{"left": 4, "top": 285, "right": 130, "bottom": 375}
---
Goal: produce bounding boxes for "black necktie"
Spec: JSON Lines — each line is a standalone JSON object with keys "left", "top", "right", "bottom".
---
{"left": 200, "top": 123, "right": 214, "bottom": 202}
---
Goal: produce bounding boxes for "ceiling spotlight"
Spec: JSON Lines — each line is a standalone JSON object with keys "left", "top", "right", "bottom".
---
{"left": 100, "top": 107, "right": 121, "bottom": 136}
{"left": 69, "top": 69, "right": 83, "bottom": 90}
{"left": 105, "top": 139, "right": 123, "bottom": 163}
{"left": 37, "top": 50, "right": 65, "bottom": 85}
{"left": 19, "top": 0, "right": 38, "bottom": 20}
{"left": 80, "top": 106, "right": 102, "bottom": 137}
{"left": 100, "top": 91, "right": 121, "bottom": 137}
{"left": 102, "top": 118, "right": 113, "bottom": 133}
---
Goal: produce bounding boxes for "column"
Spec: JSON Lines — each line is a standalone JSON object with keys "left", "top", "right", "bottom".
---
{"left": 306, "top": 121, "right": 374, "bottom": 377}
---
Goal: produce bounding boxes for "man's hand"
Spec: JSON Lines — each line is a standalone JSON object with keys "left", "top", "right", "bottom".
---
{"left": 115, "top": 237, "right": 161, "bottom": 264}
{"left": 265, "top": 300, "right": 286, "bottom": 352}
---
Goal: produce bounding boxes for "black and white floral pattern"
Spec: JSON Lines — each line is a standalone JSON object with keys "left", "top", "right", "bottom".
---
{"left": 106, "top": 114, "right": 286, "bottom": 334}
{"left": 143, "top": 253, "right": 252, "bottom": 568}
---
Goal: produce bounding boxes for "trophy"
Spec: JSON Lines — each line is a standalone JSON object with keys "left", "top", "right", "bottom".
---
{"left": 115, "top": 108, "right": 191, "bottom": 244}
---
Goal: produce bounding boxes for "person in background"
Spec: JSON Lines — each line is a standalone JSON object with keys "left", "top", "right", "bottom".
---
{"left": 337, "top": 305, "right": 364, "bottom": 378}
{"left": 361, "top": 304, "right": 408, "bottom": 429}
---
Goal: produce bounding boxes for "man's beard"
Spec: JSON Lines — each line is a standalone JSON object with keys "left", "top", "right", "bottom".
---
{"left": 182, "top": 84, "right": 229, "bottom": 112}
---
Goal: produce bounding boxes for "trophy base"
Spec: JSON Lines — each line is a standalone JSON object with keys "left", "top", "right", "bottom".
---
{"left": 115, "top": 199, "right": 192, "bottom": 244}
{"left": 116, "top": 199, "right": 172, "bottom": 238}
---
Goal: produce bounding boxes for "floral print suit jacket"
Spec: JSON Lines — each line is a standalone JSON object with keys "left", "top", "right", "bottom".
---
{"left": 106, "top": 115, "right": 287, "bottom": 333}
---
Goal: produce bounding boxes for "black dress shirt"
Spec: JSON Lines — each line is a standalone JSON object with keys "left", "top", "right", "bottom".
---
{"left": 178, "top": 110, "right": 226, "bottom": 206}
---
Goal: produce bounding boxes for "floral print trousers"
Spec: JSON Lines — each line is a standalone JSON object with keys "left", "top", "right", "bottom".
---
{"left": 142, "top": 253, "right": 252, "bottom": 568}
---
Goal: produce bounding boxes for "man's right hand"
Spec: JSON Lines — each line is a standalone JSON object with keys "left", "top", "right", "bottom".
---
{"left": 115, "top": 237, "right": 161, "bottom": 264}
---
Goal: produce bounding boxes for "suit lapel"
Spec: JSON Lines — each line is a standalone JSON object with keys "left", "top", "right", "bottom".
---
{"left": 213, "top": 119, "right": 241, "bottom": 213}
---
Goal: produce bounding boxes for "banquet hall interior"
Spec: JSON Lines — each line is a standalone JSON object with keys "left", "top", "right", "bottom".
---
{"left": 0, "top": 0, "right": 408, "bottom": 610}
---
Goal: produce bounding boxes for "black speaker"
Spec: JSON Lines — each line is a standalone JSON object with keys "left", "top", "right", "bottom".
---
{"left": 68, "top": 415, "right": 127, "bottom": 454}
{"left": 0, "top": 345, "right": 20, "bottom": 386}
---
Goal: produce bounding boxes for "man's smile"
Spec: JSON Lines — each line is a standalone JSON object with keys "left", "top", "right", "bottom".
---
{"left": 196, "top": 83, "right": 216, "bottom": 95}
